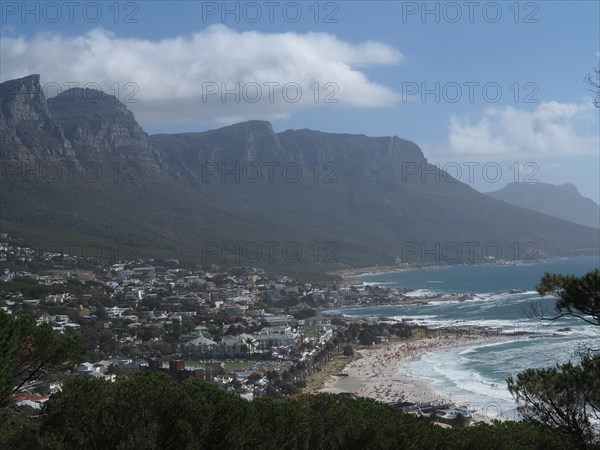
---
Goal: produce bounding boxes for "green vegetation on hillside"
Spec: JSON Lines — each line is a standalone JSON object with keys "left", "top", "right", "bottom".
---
{"left": 1, "top": 372, "right": 577, "bottom": 450}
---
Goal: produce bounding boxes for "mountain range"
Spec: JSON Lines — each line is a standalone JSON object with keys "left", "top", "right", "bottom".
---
{"left": 1, "top": 74, "right": 598, "bottom": 276}
{"left": 487, "top": 182, "right": 600, "bottom": 229}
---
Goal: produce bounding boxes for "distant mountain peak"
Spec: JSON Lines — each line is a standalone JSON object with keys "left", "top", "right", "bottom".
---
{"left": 49, "top": 86, "right": 118, "bottom": 104}
{"left": 47, "top": 87, "right": 130, "bottom": 118}
{"left": 214, "top": 120, "right": 275, "bottom": 135}
{"left": 0, "top": 73, "right": 41, "bottom": 92}
{"left": 487, "top": 182, "right": 599, "bottom": 229}
{"left": 0, "top": 74, "right": 73, "bottom": 159}
{"left": 48, "top": 92, "right": 157, "bottom": 170}
{"left": 1, "top": 73, "right": 46, "bottom": 112}
{"left": 559, "top": 182, "right": 578, "bottom": 191}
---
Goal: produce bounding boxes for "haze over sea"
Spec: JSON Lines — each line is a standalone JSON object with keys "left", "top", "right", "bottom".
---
{"left": 324, "top": 256, "right": 600, "bottom": 419}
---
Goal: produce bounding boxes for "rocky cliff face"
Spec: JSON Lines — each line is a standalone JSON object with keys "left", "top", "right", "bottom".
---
{"left": 151, "top": 121, "right": 428, "bottom": 185}
{"left": 1, "top": 75, "right": 425, "bottom": 183}
{"left": 0, "top": 74, "right": 73, "bottom": 161}
{"left": 48, "top": 87, "right": 160, "bottom": 172}
{"left": 0, "top": 75, "right": 160, "bottom": 176}
{"left": 151, "top": 120, "right": 285, "bottom": 182}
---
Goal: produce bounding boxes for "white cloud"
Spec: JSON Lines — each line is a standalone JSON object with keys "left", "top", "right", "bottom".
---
{"left": 446, "top": 101, "right": 599, "bottom": 157}
{"left": 0, "top": 26, "right": 403, "bottom": 126}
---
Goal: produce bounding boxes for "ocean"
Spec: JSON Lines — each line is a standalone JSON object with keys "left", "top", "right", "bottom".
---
{"left": 323, "top": 256, "right": 600, "bottom": 419}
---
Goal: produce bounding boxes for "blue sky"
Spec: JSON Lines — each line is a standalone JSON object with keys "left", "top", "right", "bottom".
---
{"left": 1, "top": 1, "right": 599, "bottom": 201}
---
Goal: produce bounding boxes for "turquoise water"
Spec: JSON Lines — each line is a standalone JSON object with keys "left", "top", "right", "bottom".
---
{"left": 355, "top": 256, "right": 599, "bottom": 294}
{"left": 323, "top": 256, "right": 600, "bottom": 419}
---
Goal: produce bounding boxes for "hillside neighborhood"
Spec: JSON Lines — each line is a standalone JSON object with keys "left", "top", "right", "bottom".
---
{"left": 1, "top": 233, "right": 425, "bottom": 408}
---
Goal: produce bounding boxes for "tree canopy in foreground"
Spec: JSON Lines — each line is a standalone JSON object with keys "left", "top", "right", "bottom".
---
{"left": 509, "top": 269, "right": 600, "bottom": 449}
{"left": 1, "top": 372, "right": 578, "bottom": 450}
{"left": 0, "top": 310, "right": 82, "bottom": 421}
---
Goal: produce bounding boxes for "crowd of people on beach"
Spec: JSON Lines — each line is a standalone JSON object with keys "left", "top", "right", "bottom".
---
{"left": 338, "top": 340, "right": 448, "bottom": 403}
{"left": 323, "top": 335, "right": 505, "bottom": 405}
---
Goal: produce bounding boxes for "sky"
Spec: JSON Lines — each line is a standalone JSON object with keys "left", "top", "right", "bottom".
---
{"left": 1, "top": 1, "right": 599, "bottom": 202}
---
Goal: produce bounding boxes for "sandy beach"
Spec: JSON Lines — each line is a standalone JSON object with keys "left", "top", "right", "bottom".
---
{"left": 319, "top": 335, "right": 513, "bottom": 423}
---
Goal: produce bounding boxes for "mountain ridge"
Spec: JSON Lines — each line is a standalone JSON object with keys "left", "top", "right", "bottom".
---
{"left": 487, "top": 182, "right": 600, "bottom": 229}
{"left": 1, "top": 74, "right": 598, "bottom": 274}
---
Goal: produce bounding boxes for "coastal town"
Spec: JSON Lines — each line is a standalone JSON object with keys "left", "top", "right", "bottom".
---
{"left": 1, "top": 233, "right": 519, "bottom": 423}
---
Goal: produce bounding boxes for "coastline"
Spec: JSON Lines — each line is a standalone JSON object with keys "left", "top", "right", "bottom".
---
{"left": 331, "top": 265, "right": 425, "bottom": 278}
{"left": 329, "top": 257, "right": 559, "bottom": 279}
{"left": 318, "top": 335, "right": 515, "bottom": 424}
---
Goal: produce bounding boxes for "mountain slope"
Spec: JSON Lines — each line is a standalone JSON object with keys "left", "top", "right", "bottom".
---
{"left": 487, "top": 182, "right": 600, "bottom": 229}
{"left": 1, "top": 74, "right": 598, "bottom": 274}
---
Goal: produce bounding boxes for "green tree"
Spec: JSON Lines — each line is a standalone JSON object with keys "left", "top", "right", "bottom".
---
{"left": 291, "top": 308, "right": 316, "bottom": 320}
{"left": 0, "top": 310, "right": 83, "bottom": 421}
{"left": 347, "top": 322, "right": 361, "bottom": 342}
{"left": 534, "top": 269, "right": 600, "bottom": 327}
{"left": 343, "top": 345, "right": 354, "bottom": 357}
{"left": 507, "top": 355, "right": 600, "bottom": 449}
{"left": 508, "top": 269, "right": 600, "bottom": 449}
{"left": 0, "top": 371, "right": 583, "bottom": 449}
{"left": 358, "top": 328, "right": 376, "bottom": 346}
